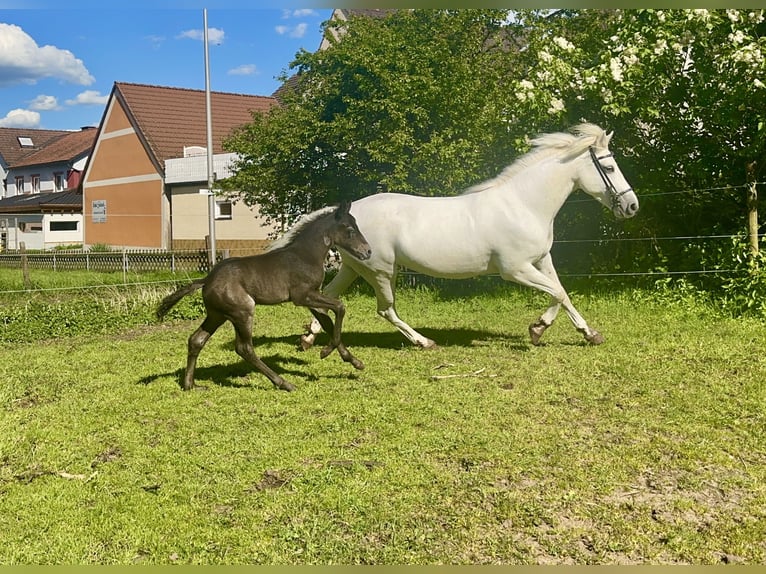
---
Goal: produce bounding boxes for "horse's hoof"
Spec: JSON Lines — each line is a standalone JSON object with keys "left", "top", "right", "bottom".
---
{"left": 351, "top": 358, "right": 365, "bottom": 370}
{"left": 529, "top": 321, "right": 547, "bottom": 346}
{"left": 586, "top": 330, "right": 605, "bottom": 345}
{"left": 299, "top": 334, "right": 315, "bottom": 351}
{"left": 278, "top": 380, "right": 296, "bottom": 392}
{"left": 419, "top": 339, "right": 438, "bottom": 349}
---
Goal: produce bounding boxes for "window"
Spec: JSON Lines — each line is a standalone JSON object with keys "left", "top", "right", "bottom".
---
{"left": 54, "top": 173, "right": 64, "bottom": 191}
{"left": 215, "top": 200, "right": 233, "bottom": 220}
{"left": 18, "top": 136, "right": 33, "bottom": 147}
{"left": 31, "top": 175, "right": 40, "bottom": 194}
{"left": 18, "top": 222, "right": 42, "bottom": 232}
{"left": 15, "top": 176, "right": 24, "bottom": 194}
{"left": 50, "top": 221, "right": 78, "bottom": 232}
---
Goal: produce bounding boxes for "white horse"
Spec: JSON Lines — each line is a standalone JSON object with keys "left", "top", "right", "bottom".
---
{"left": 301, "top": 124, "right": 639, "bottom": 349}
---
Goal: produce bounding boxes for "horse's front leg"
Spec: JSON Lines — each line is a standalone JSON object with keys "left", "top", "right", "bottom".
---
{"left": 302, "top": 295, "right": 364, "bottom": 370}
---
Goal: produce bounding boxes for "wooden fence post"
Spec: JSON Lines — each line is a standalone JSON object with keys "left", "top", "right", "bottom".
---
{"left": 746, "top": 161, "right": 759, "bottom": 261}
{"left": 20, "top": 241, "right": 31, "bottom": 290}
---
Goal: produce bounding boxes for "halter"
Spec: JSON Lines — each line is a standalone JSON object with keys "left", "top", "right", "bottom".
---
{"left": 589, "top": 146, "right": 633, "bottom": 210}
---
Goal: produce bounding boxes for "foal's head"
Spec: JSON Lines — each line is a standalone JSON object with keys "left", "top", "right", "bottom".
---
{"left": 328, "top": 201, "right": 372, "bottom": 260}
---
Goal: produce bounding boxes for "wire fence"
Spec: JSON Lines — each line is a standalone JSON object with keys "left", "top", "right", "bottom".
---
{"left": 0, "top": 182, "right": 763, "bottom": 296}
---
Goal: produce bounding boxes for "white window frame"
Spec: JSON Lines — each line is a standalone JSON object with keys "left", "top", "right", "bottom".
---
{"left": 31, "top": 175, "right": 40, "bottom": 194}
{"left": 215, "top": 200, "right": 233, "bottom": 220}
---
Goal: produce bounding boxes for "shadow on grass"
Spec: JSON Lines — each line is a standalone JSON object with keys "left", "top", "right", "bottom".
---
{"left": 138, "top": 327, "right": 528, "bottom": 390}
{"left": 138, "top": 353, "right": 317, "bottom": 390}
{"left": 229, "top": 326, "right": 530, "bottom": 352}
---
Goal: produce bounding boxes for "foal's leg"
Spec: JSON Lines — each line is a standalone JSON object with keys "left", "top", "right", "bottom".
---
{"left": 230, "top": 309, "right": 296, "bottom": 392}
{"left": 504, "top": 257, "right": 603, "bottom": 346}
{"left": 302, "top": 264, "right": 358, "bottom": 350}
{"left": 299, "top": 292, "right": 364, "bottom": 370}
{"left": 184, "top": 313, "right": 226, "bottom": 390}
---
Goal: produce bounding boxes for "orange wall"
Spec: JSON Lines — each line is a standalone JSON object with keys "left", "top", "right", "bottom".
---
{"left": 87, "top": 134, "right": 157, "bottom": 181}
{"left": 84, "top": 180, "right": 164, "bottom": 247}
{"left": 104, "top": 99, "right": 132, "bottom": 132}
{"left": 83, "top": 98, "right": 166, "bottom": 248}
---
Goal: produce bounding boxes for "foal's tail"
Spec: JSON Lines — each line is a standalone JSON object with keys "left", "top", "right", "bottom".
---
{"left": 156, "top": 279, "right": 206, "bottom": 320}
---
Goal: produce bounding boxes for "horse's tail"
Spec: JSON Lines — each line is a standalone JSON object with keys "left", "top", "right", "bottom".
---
{"left": 156, "top": 279, "right": 206, "bottom": 320}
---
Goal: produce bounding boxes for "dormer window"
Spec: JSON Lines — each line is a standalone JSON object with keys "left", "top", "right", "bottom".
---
{"left": 183, "top": 146, "right": 206, "bottom": 157}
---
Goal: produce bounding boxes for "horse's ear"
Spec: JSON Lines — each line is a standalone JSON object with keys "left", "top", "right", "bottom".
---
{"left": 336, "top": 200, "right": 351, "bottom": 219}
{"left": 605, "top": 131, "right": 614, "bottom": 146}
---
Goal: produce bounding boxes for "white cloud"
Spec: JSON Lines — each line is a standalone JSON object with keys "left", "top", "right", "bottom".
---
{"left": 177, "top": 27, "right": 225, "bottom": 45}
{"left": 228, "top": 64, "right": 258, "bottom": 76}
{"left": 145, "top": 35, "right": 165, "bottom": 50}
{"left": 0, "top": 23, "right": 94, "bottom": 87}
{"left": 29, "top": 94, "right": 61, "bottom": 111}
{"left": 275, "top": 23, "right": 308, "bottom": 38}
{"left": 284, "top": 9, "right": 317, "bottom": 18}
{"left": 65, "top": 90, "right": 109, "bottom": 106}
{"left": 0, "top": 108, "right": 41, "bottom": 128}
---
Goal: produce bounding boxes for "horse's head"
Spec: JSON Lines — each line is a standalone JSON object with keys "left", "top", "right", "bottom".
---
{"left": 330, "top": 201, "right": 372, "bottom": 260}
{"left": 575, "top": 129, "right": 639, "bottom": 219}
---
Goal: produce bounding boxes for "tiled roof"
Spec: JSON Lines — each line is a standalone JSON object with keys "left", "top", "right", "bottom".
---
{"left": 0, "top": 189, "right": 81, "bottom": 213}
{"left": 11, "top": 128, "right": 97, "bottom": 168}
{"left": 0, "top": 127, "right": 72, "bottom": 167}
{"left": 113, "top": 82, "right": 278, "bottom": 166}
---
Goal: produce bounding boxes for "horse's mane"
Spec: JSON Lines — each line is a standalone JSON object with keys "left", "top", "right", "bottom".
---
{"left": 265, "top": 206, "right": 335, "bottom": 252}
{"left": 462, "top": 123, "right": 610, "bottom": 195}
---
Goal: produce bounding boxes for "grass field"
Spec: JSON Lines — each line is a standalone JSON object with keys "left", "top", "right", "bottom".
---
{"left": 1, "top": 280, "right": 765, "bottom": 564}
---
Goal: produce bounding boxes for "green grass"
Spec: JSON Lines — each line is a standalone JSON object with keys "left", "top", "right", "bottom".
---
{"left": 1, "top": 282, "right": 765, "bottom": 564}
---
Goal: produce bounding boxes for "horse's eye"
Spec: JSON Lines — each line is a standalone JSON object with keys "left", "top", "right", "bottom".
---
{"left": 602, "top": 164, "right": 615, "bottom": 173}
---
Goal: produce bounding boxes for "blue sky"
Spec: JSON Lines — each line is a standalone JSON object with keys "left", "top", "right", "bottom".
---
{"left": 0, "top": 6, "right": 334, "bottom": 131}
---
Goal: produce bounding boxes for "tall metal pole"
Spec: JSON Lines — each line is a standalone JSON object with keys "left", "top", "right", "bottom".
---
{"left": 204, "top": 8, "right": 217, "bottom": 267}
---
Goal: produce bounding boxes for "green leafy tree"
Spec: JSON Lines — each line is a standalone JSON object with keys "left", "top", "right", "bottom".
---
{"left": 224, "top": 9, "right": 542, "bottom": 225}
{"left": 224, "top": 9, "right": 764, "bottom": 281}
{"left": 511, "top": 10, "right": 766, "bottom": 274}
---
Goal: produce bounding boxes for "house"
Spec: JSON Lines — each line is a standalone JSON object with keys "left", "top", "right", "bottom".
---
{"left": 318, "top": 8, "right": 399, "bottom": 50}
{"left": 0, "top": 127, "right": 96, "bottom": 250}
{"left": 0, "top": 127, "right": 72, "bottom": 198}
{"left": 0, "top": 190, "right": 82, "bottom": 251}
{"left": 81, "top": 82, "right": 279, "bottom": 253}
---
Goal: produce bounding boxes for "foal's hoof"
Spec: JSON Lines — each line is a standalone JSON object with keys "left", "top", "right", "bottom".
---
{"left": 350, "top": 357, "right": 365, "bottom": 370}
{"left": 277, "top": 380, "right": 296, "bottom": 392}
{"left": 418, "top": 338, "right": 438, "bottom": 349}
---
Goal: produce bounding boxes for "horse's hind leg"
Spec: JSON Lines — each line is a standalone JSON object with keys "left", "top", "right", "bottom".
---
{"left": 184, "top": 313, "right": 226, "bottom": 390}
{"left": 231, "top": 313, "right": 296, "bottom": 392}
{"left": 529, "top": 299, "right": 561, "bottom": 345}
{"left": 508, "top": 256, "right": 603, "bottom": 346}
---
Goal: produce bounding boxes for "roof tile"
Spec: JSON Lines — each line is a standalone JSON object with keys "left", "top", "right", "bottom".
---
{"left": 114, "top": 82, "right": 277, "bottom": 165}
{"left": 0, "top": 127, "right": 72, "bottom": 167}
{"left": 11, "top": 128, "right": 97, "bottom": 168}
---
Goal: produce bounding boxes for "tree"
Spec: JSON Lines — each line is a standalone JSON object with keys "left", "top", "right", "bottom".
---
{"left": 510, "top": 10, "right": 766, "bottom": 275}
{"left": 223, "top": 9, "right": 537, "bottom": 225}
{"left": 224, "top": 9, "right": 765, "bottom": 277}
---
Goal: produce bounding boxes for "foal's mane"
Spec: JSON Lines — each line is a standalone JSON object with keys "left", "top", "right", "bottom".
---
{"left": 462, "top": 123, "right": 609, "bottom": 195}
{"left": 265, "top": 206, "right": 335, "bottom": 252}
